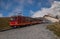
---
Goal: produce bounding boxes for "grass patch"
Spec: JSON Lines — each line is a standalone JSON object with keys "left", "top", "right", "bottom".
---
{"left": 0, "top": 17, "right": 11, "bottom": 31}
{"left": 47, "top": 22, "right": 60, "bottom": 37}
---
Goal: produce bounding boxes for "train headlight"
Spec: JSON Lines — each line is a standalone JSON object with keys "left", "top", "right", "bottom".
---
{"left": 10, "top": 18, "right": 14, "bottom": 21}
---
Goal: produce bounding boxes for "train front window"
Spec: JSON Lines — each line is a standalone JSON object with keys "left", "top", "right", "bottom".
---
{"left": 10, "top": 18, "right": 16, "bottom": 21}
{"left": 11, "top": 18, "right": 14, "bottom": 21}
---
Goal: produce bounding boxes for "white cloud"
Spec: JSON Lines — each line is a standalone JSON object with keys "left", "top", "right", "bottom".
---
{"left": 0, "top": 1, "right": 5, "bottom": 8}
{"left": 0, "top": 0, "right": 24, "bottom": 10}
{"left": 5, "top": 0, "right": 13, "bottom": 10}
{"left": 37, "top": 2, "right": 41, "bottom": 7}
{"left": 0, "top": 0, "right": 12, "bottom": 10}
{"left": 27, "top": 0, "right": 33, "bottom": 4}
{"left": 8, "top": 4, "right": 24, "bottom": 17}
{"left": 49, "top": 0, "right": 55, "bottom": 4}
{"left": 32, "top": 1, "right": 60, "bottom": 18}
{"left": 5, "top": 3, "right": 12, "bottom": 10}
{"left": 14, "top": 0, "right": 24, "bottom": 4}
{"left": 0, "top": 13, "right": 3, "bottom": 17}
{"left": 32, "top": 8, "right": 49, "bottom": 18}
{"left": 29, "top": 10, "right": 34, "bottom": 16}
{"left": 8, "top": 0, "right": 25, "bottom": 17}
{"left": 8, "top": 13, "right": 15, "bottom": 17}
{"left": 8, "top": 7, "right": 22, "bottom": 17}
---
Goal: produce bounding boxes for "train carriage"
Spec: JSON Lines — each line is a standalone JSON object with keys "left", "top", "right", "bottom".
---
{"left": 9, "top": 15, "right": 42, "bottom": 28}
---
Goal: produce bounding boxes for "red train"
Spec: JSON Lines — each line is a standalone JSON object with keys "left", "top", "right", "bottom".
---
{"left": 9, "top": 15, "right": 42, "bottom": 28}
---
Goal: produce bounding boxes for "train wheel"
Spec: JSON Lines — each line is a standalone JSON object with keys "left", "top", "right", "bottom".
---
{"left": 11, "top": 26, "right": 17, "bottom": 29}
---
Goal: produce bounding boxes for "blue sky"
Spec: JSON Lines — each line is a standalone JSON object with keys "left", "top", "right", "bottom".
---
{"left": 0, "top": 0, "right": 60, "bottom": 17}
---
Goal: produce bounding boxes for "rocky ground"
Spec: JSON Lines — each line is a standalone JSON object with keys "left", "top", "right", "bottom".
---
{"left": 0, "top": 24, "right": 59, "bottom": 39}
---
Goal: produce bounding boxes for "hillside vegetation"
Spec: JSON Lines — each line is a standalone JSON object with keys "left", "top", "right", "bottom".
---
{"left": 47, "top": 22, "right": 60, "bottom": 37}
{"left": 0, "top": 17, "right": 11, "bottom": 31}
